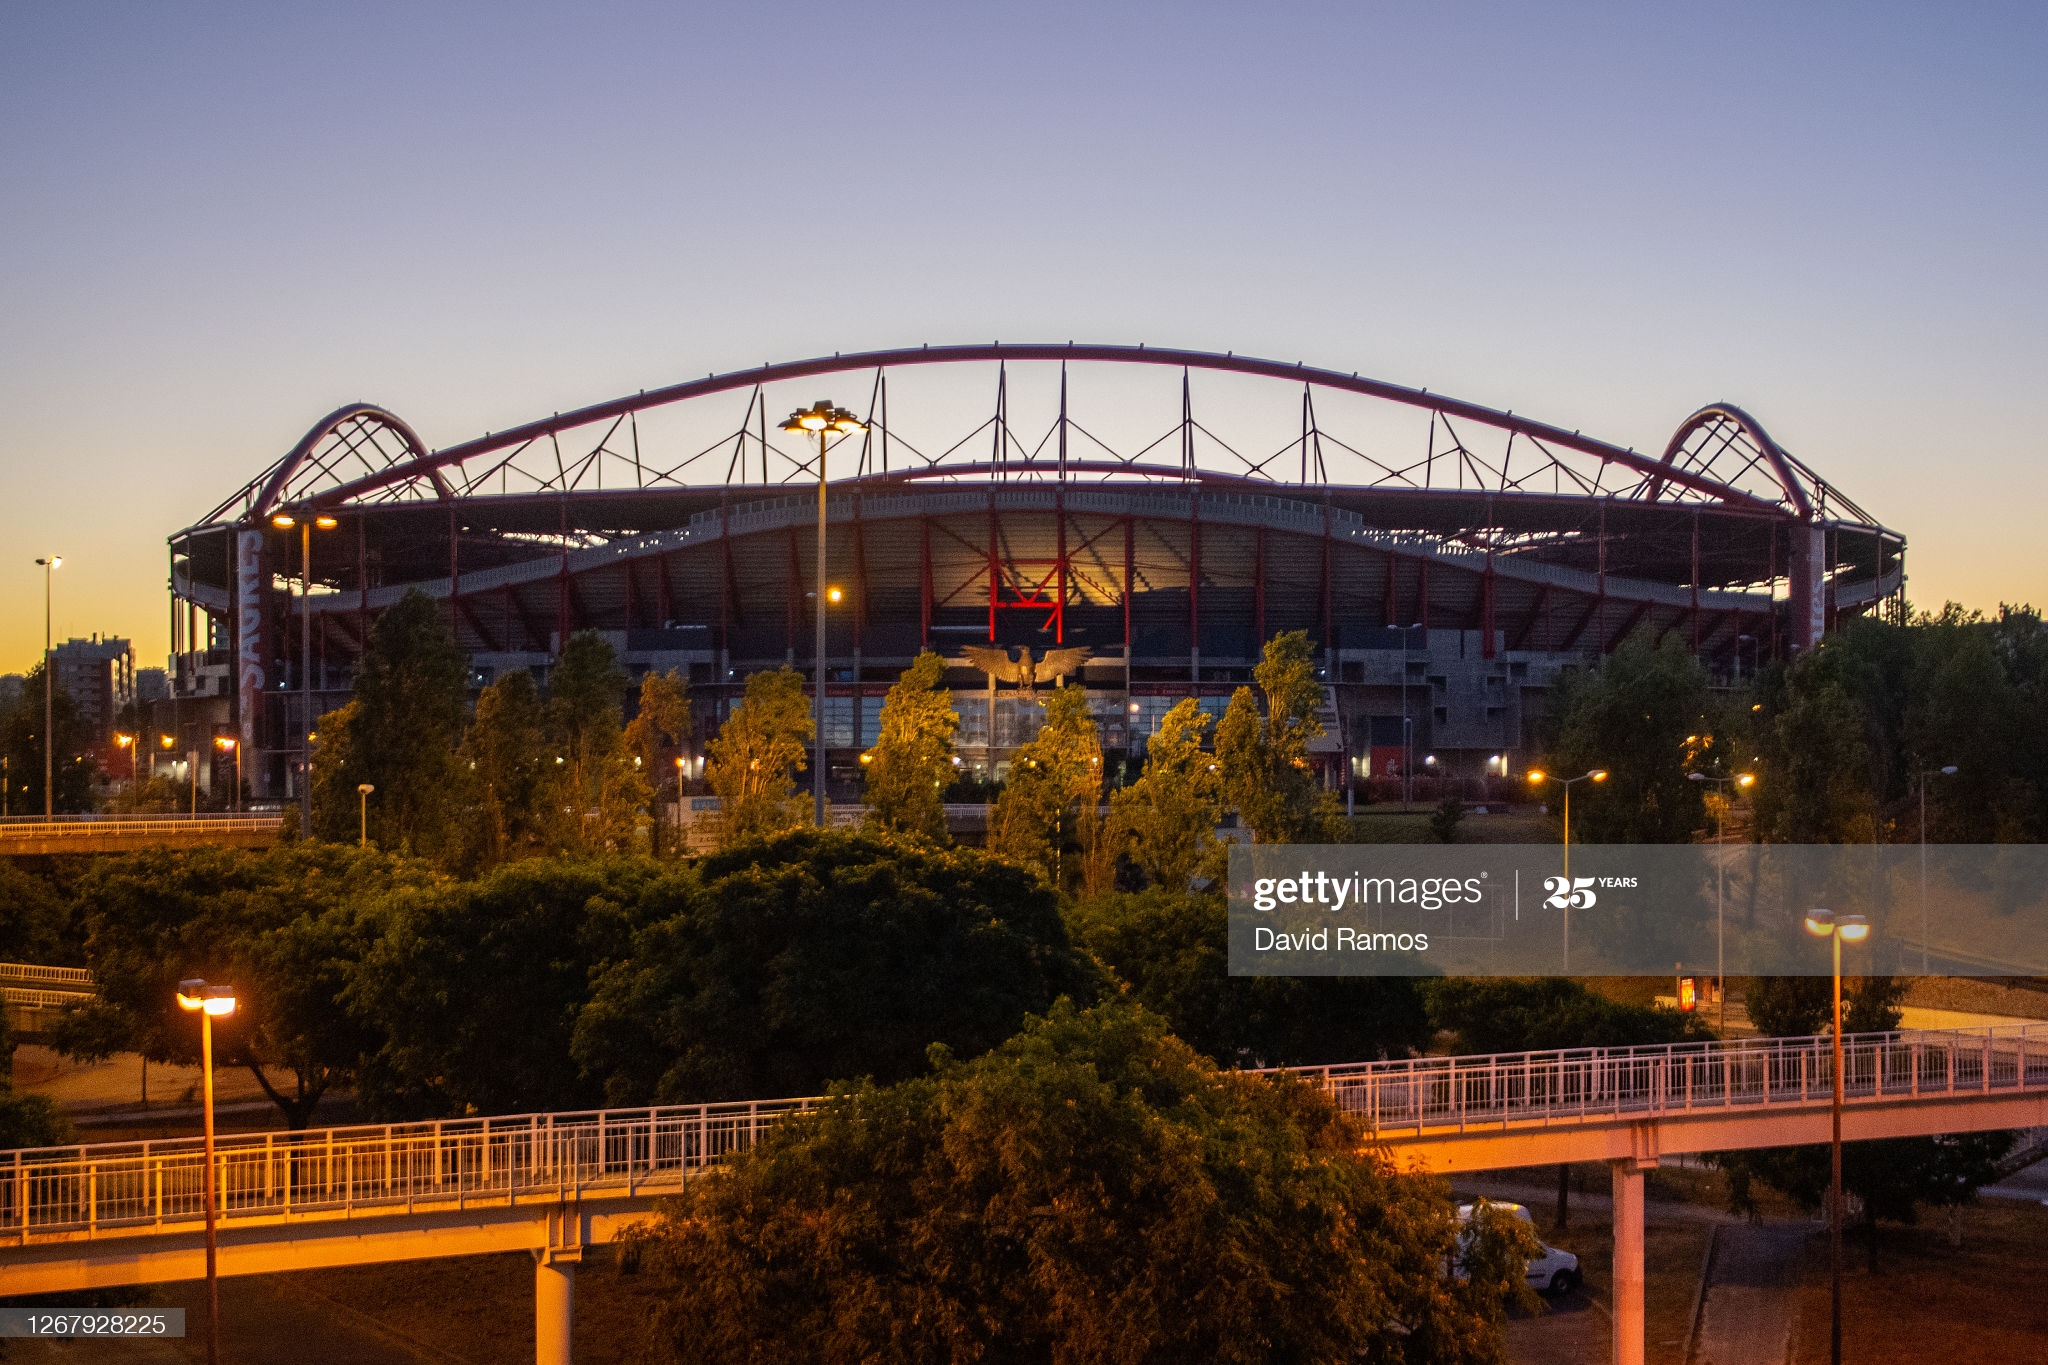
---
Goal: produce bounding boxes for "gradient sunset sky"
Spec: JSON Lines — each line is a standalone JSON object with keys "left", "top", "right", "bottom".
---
{"left": 3, "top": 2, "right": 2043, "bottom": 672}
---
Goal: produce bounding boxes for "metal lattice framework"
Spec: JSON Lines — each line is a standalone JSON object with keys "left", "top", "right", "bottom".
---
{"left": 193, "top": 346, "right": 1879, "bottom": 528}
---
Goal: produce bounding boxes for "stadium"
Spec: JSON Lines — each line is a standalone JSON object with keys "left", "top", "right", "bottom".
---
{"left": 162, "top": 344, "right": 1905, "bottom": 802}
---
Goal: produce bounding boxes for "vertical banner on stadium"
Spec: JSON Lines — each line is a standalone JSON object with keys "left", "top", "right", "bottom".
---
{"left": 236, "top": 529, "right": 265, "bottom": 758}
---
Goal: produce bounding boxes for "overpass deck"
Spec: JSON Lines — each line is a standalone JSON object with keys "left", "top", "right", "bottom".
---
{"left": 4, "top": 1024, "right": 2044, "bottom": 1363}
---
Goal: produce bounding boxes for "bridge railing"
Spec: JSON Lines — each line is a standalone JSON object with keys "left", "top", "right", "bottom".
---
{"left": 3, "top": 1100, "right": 818, "bottom": 1240}
{"left": 1291, "top": 1024, "right": 2048, "bottom": 1134}
{"left": 0, "top": 816, "right": 282, "bottom": 844}
{"left": 6, "top": 1025, "right": 2046, "bottom": 1243}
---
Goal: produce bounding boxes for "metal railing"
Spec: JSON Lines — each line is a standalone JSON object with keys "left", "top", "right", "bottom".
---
{"left": 5, "top": 1025, "right": 2044, "bottom": 1244}
{"left": 3, "top": 1100, "right": 815, "bottom": 1241}
{"left": 1286, "top": 1024, "right": 2048, "bottom": 1135}
{"left": 0, "top": 964, "right": 94, "bottom": 989}
{"left": 0, "top": 816, "right": 281, "bottom": 843}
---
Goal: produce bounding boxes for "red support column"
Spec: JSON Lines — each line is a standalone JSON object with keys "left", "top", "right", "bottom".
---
{"left": 1123, "top": 516, "right": 1134, "bottom": 662}
{"left": 1417, "top": 559, "right": 1430, "bottom": 634}
{"left": 987, "top": 490, "right": 999, "bottom": 643}
{"left": 1055, "top": 489, "right": 1067, "bottom": 645}
{"left": 1254, "top": 526, "right": 1267, "bottom": 646}
{"left": 919, "top": 515, "right": 932, "bottom": 650}
{"left": 1320, "top": 497, "right": 1333, "bottom": 651}
{"left": 1188, "top": 500, "right": 1201, "bottom": 673}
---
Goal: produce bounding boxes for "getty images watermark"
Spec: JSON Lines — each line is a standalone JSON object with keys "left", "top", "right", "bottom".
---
{"left": 1227, "top": 844, "right": 2047, "bottom": 978}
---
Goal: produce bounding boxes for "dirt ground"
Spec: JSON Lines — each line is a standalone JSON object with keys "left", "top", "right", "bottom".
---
{"left": 1787, "top": 1196, "right": 2048, "bottom": 1364}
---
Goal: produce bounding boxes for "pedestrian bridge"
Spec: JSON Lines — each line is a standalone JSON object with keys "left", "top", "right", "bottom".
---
{"left": 0, "top": 815, "right": 283, "bottom": 856}
{"left": 4, "top": 1024, "right": 2044, "bottom": 1364}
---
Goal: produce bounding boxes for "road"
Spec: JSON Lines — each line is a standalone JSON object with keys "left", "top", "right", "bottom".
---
{"left": 1690, "top": 1223, "right": 1806, "bottom": 1365}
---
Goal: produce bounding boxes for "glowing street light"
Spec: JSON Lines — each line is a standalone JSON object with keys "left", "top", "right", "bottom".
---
{"left": 213, "top": 736, "right": 241, "bottom": 813}
{"left": 1526, "top": 768, "right": 1607, "bottom": 972}
{"left": 1804, "top": 908, "right": 1869, "bottom": 1365}
{"left": 114, "top": 733, "right": 138, "bottom": 795}
{"left": 34, "top": 555, "right": 61, "bottom": 817}
{"left": 274, "top": 510, "right": 339, "bottom": 837}
{"left": 1689, "top": 769, "right": 1757, "bottom": 1030}
{"left": 177, "top": 979, "right": 237, "bottom": 1365}
{"left": 778, "top": 401, "right": 865, "bottom": 830}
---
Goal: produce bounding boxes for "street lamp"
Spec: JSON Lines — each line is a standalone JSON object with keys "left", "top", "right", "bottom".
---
{"left": 274, "top": 511, "right": 339, "bottom": 838}
{"left": 1804, "top": 907, "right": 1869, "bottom": 1365}
{"left": 176, "top": 978, "right": 237, "bottom": 1365}
{"left": 1689, "top": 769, "right": 1756, "bottom": 1031}
{"left": 1915, "top": 764, "right": 1958, "bottom": 972}
{"left": 778, "top": 401, "right": 865, "bottom": 830}
{"left": 356, "top": 782, "right": 375, "bottom": 847}
{"left": 1526, "top": 767, "right": 1608, "bottom": 972}
{"left": 214, "top": 736, "right": 241, "bottom": 813}
{"left": 34, "top": 555, "right": 61, "bottom": 817}
{"left": 114, "top": 733, "right": 137, "bottom": 800}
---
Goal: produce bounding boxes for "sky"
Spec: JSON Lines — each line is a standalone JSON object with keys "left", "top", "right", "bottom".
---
{"left": 2, "top": 1, "right": 2044, "bottom": 673}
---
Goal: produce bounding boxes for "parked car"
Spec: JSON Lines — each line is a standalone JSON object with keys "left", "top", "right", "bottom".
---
{"left": 1456, "top": 1201, "right": 1580, "bottom": 1296}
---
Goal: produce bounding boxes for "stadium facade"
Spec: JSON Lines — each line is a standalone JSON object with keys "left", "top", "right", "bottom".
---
{"left": 161, "top": 345, "right": 1904, "bottom": 801}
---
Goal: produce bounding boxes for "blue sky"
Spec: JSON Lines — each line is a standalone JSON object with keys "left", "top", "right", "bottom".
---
{"left": 3, "top": 2, "right": 2043, "bottom": 667}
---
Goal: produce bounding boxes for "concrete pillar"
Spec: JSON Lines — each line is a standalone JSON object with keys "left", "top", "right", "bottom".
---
{"left": 536, "top": 1253, "right": 575, "bottom": 1365}
{"left": 1611, "top": 1160, "right": 1645, "bottom": 1365}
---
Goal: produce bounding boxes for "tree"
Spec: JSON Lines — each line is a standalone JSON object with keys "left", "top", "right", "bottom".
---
{"left": 0, "top": 1020, "right": 69, "bottom": 1149}
{"left": 1539, "top": 629, "right": 1711, "bottom": 844}
{"left": 703, "top": 668, "right": 814, "bottom": 842}
{"left": 0, "top": 859, "right": 70, "bottom": 963}
{"left": 860, "top": 652, "right": 958, "bottom": 843}
{"left": 547, "top": 631, "right": 648, "bottom": 852}
{"left": 1107, "top": 697, "right": 1220, "bottom": 890}
{"left": 1065, "top": 888, "right": 1431, "bottom": 1069}
{"left": 573, "top": 830, "right": 1098, "bottom": 1105}
{"left": 1216, "top": 631, "right": 1337, "bottom": 843}
{"left": 623, "top": 999, "right": 1539, "bottom": 1365}
{"left": 52, "top": 845, "right": 437, "bottom": 1129}
{"left": 309, "top": 589, "right": 469, "bottom": 855}
{"left": 464, "top": 669, "right": 552, "bottom": 867}
{"left": 990, "top": 685, "right": 1103, "bottom": 887}
{"left": 0, "top": 664, "right": 95, "bottom": 814}
{"left": 345, "top": 858, "right": 661, "bottom": 1119}
{"left": 625, "top": 667, "right": 692, "bottom": 856}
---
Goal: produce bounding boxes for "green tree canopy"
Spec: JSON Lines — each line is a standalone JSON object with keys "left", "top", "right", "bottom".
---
{"left": 1216, "top": 631, "right": 1337, "bottom": 844}
{"left": 0, "top": 664, "right": 95, "bottom": 815}
{"left": 1108, "top": 697, "right": 1220, "bottom": 890}
{"left": 52, "top": 845, "right": 438, "bottom": 1128}
{"left": 547, "top": 631, "right": 648, "bottom": 852}
{"left": 573, "top": 830, "right": 1098, "bottom": 1105}
{"left": 1538, "top": 628, "right": 1712, "bottom": 843}
{"left": 704, "top": 668, "right": 813, "bottom": 842}
{"left": 623, "top": 998, "right": 1539, "bottom": 1365}
{"left": 1065, "top": 888, "right": 1432, "bottom": 1068}
{"left": 860, "top": 652, "right": 958, "bottom": 844}
{"left": 990, "top": 685, "right": 1102, "bottom": 887}
{"left": 309, "top": 589, "right": 469, "bottom": 855}
{"left": 464, "top": 668, "right": 552, "bottom": 867}
{"left": 1421, "top": 978, "right": 1712, "bottom": 1056}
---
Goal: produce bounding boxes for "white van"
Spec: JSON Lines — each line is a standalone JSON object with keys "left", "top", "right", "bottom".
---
{"left": 1456, "top": 1202, "right": 1581, "bottom": 1296}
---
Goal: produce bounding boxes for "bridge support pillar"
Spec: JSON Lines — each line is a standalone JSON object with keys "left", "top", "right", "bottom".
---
{"left": 1610, "top": 1154, "right": 1650, "bottom": 1365}
{"left": 535, "top": 1252, "right": 575, "bottom": 1365}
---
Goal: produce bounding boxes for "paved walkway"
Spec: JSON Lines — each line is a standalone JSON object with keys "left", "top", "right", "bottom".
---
{"left": 1690, "top": 1223, "right": 1807, "bottom": 1365}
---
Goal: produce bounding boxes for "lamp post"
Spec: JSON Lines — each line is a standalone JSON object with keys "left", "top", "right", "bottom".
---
{"left": 1915, "top": 764, "right": 1957, "bottom": 972}
{"left": 273, "top": 511, "right": 338, "bottom": 837}
{"left": 1525, "top": 767, "right": 1608, "bottom": 972}
{"left": 214, "top": 736, "right": 240, "bottom": 813}
{"left": 778, "top": 401, "right": 865, "bottom": 829}
{"left": 1689, "top": 769, "right": 1756, "bottom": 1031}
{"left": 114, "top": 734, "right": 137, "bottom": 802}
{"left": 176, "top": 979, "right": 237, "bottom": 1365}
{"left": 35, "top": 555, "right": 61, "bottom": 817}
{"left": 356, "top": 783, "right": 375, "bottom": 847}
{"left": 1804, "top": 908, "right": 1868, "bottom": 1365}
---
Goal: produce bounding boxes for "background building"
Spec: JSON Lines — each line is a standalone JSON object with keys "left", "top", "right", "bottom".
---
{"left": 164, "top": 345, "right": 1903, "bottom": 801}
{"left": 50, "top": 635, "right": 134, "bottom": 745}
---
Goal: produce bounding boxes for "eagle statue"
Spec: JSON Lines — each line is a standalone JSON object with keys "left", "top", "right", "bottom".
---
{"left": 961, "top": 644, "right": 1093, "bottom": 698}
